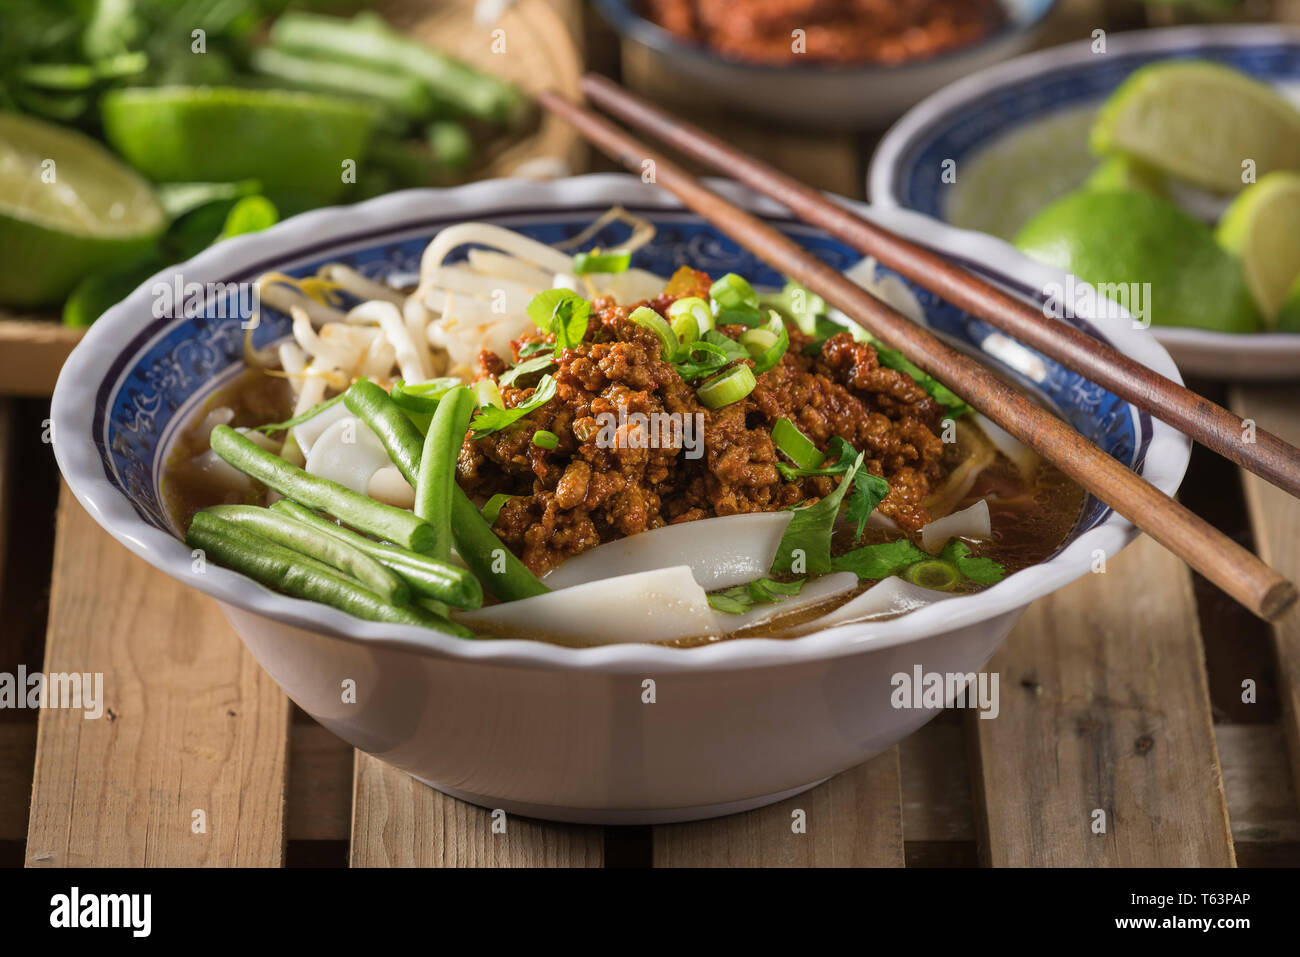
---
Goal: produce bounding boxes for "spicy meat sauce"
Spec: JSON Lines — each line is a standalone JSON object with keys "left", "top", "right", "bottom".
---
{"left": 460, "top": 269, "right": 945, "bottom": 574}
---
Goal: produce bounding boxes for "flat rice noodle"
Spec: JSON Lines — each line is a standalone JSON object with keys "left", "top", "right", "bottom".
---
{"left": 541, "top": 512, "right": 795, "bottom": 592}
{"left": 920, "top": 499, "right": 991, "bottom": 553}
{"left": 803, "top": 576, "right": 954, "bottom": 630}
{"left": 456, "top": 566, "right": 715, "bottom": 646}
{"left": 303, "top": 416, "right": 392, "bottom": 495}
{"left": 711, "top": 572, "right": 859, "bottom": 635}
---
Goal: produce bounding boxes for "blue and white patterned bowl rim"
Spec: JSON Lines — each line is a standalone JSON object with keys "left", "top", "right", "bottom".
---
{"left": 52, "top": 175, "right": 1189, "bottom": 673}
{"left": 870, "top": 24, "right": 1300, "bottom": 222}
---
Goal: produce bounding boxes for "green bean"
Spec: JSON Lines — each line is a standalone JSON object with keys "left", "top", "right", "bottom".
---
{"left": 344, "top": 380, "right": 426, "bottom": 481}
{"left": 250, "top": 47, "right": 434, "bottom": 120}
{"left": 416, "top": 386, "right": 476, "bottom": 561}
{"left": 186, "top": 512, "right": 473, "bottom": 637}
{"left": 449, "top": 490, "right": 549, "bottom": 602}
{"left": 269, "top": 11, "right": 524, "bottom": 123}
{"left": 206, "top": 504, "right": 408, "bottom": 605}
{"left": 270, "top": 500, "right": 483, "bottom": 610}
{"left": 208, "top": 425, "right": 435, "bottom": 553}
{"left": 341, "top": 380, "right": 549, "bottom": 602}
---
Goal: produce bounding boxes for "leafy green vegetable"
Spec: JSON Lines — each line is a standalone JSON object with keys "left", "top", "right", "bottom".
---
{"left": 526, "top": 289, "right": 590, "bottom": 355}
{"left": 871, "top": 342, "right": 969, "bottom": 416}
{"left": 673, "top": 330, "right": 749, "bottom": 381}
{"left": 707, "top": 577, "right": 805, "bottom": 614}
{"left": 844, "top": 471, "right": 891, "bottom": 539}
{"left": 831, "top": 539, "right": 929, "bottom": 580}
{"left": 498, "top": 355, "right": 556, "bottom": 388}
{"left": 940, "top": 539, "right": 1006, "bottom": 585}
{"left": 470, "top": 374, "right": 557, "bottom": 438}
{"left": 771, "top": 453, "right": 864, "bottom": 576}
{"left": 516, "top": 340, "right": 552, "bottom": 359}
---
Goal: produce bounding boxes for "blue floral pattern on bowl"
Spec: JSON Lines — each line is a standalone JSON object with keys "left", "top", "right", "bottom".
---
{"left": 93, "top": 207, "right": 1144, "bottom": 544}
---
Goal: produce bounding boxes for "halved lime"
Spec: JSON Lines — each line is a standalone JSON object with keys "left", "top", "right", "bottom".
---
{"left": 1091, "top": 61, "right": 1300, "bottom": 194}
{"left": 1014, "top": 189, "right": 1262, "bottom": 333}
{"left": 1216, "top": 171, "right": 1300, "bottom": 325}
{"left": 0, "top": 111, "right": 166, "bottom": 307}
{"left": 101, "top": 86, "right": 379, "bottom": 202}
{"left": 1276, "top": 273, "right": 1300, "bottom": 333}
{"left": 1083, "top": 154, "right": 1165, "bottom": 196}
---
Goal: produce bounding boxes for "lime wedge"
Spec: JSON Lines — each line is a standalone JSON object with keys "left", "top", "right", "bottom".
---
{"left": 1091, "top": 61, "right": 1300, "bottom": 194}
{"left": 1014, "top": 189, "right": 1262, "bottom": 334}
{"left": 1083, "top": 154, "right": 1165, "bottom": 196}
{"left": 1277, "top": 274, "right": 1300, "bottom": 333}
{"left": 101, "top": 86, "right": 379, "bottom": 202}
{"left": 0, "top": 111, "right": 166, "bottom": 307}
{"left": 1216, "top": 171, "right": 1300, "bottom": 325}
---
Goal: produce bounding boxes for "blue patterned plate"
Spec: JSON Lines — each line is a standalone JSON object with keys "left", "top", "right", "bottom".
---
{"left": 870, "top": 24, "right": 1300, "bottom": 380}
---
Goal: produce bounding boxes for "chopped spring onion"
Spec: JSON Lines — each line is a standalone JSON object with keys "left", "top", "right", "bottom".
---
{"left": 696, "top": 363, "right": 756, "bottom": 409}
{"left": 473, "top": 378, "right": 504, "bottom": 409}
{"left": 903, "top": 559, "right": 961, "bottom": 592}
{"left": 573, "top": 249, "right": 632, "bottom": 274}
{"left": 629, "top": 306, "right": 679, "bottom": 361}
{"left": 709, "top": 272, "right": 759, "bottom": 311}
{"left": 532, "top": 429, "right": 559, "bottom": 450}
{"left": 480, "top": 493, "right": 514, "bottom": 525}
{"left": 771, "top": 418, "right": 826, "bottom": 471}
{"left": 739, "top": 313, "right": 789, "bottom": 374}
{"left": 667, "top": 296, "right": 714, "bottom": 336}
{"left": 670, "top": 310, "right": 699, "bottom": 350}
{"left": 498, "top": 355, "right": 556, "bottom": 388}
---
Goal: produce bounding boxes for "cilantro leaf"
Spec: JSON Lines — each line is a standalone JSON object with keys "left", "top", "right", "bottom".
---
{"left": 498, "top": 355, "right": 556, "bottom": 388}
{"left": 870, "top": 342, "right": 969, "bottom": 416}
{"left": 526, "top": 290, "right": 590, "bottom": 355}
{"left": 469, "top": 374, "right": 557, "bottom": 438}
{"left": 674, "top": 330, "right": 750, "bottom": 381}
{"left": 940, "top": 539, "right": 1006, "bottom": 585}
{"left": 771, "top": 453, "right": 864, "bottom": 575}
{"left": 708, "top": 577, "right": 806, "bottom": 614}
{"left": 517, "top": 340, "right": 552, "bottom": 359}
{"left": 845, "top": 470, "right": 891, "bottom": 539}
{"left": 831, "top": 539, "right": 929, "bottom": 580}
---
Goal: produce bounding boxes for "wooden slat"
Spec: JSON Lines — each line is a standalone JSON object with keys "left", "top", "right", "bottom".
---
{"left": 0, "top": 724, "right": 36, "bottom": 842}
{"left": 24, "top": 485, "right": 291, "bottom": 866}
{"left": 349, "top": 752, "right": 604, "bottom": 867}
{"left": 652, "top": 748, "right": 904, "bottom": 867}
{"left": 967, "top": 534, "right": 1235, "bottom": 866}
{"left": 1231, "top": 385, "right": 1300, "bottom": 811}
{"left": 1217, "top": 723, "right": 1300, "bottom": 845}
{"left": 900, "top": 719, "right": 974, "bottom": 843}
{"left": 287, "top": 720, "right": 354, "bottom": 842}
{"left": 0, "top": 317, "right": 82, "bottom": 398}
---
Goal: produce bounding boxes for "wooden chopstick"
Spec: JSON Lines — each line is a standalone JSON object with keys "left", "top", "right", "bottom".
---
{"left": 536, "top": 88, "right": 1298, "bottom": 621}
{"left": 580, "top": 73, "right": 1300, "bottom": 502}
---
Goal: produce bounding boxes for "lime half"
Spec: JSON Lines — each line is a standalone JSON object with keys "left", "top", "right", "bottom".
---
{"left": 1014, "top": 189, "right": 1262, "bottom": 334}
{"left": 1216, "top": 171, "right": 1300, "bottom": 325}
{"left": 1276, "top": 273, "right": 1300, "bottom": 333}
{"left": 0, "top": 111, "right": 166, "bottom": 308}
{"left": 1091, "top": 61, "right": 1300, "bottom": 194}
{"left": 101, "top": 86, "right": 379, "bottom": 202}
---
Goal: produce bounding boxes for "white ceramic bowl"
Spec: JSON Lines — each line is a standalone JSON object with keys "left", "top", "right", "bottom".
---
{"left": 869, "top": 24, "right": 1300, "bottom": 380}
{"left": 594, "top": 0, "right": 1060, "bottom": 129}
{"left": 52, "top": 175, "right": 1189, "bottom": 823}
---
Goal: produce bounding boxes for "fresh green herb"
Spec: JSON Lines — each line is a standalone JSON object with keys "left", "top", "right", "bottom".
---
{"left": 516, "top": 340, "right": 552, "bottom": 359}
{"left": 696, "top": 363, "right": 756, "bottom": 409}
{"left": 872, "top": 342, "right": 969, "bottom": 416}
{"left": 739, "top": 313, "right": 789, "bottom": 375}
{"left": 470, "top": 374, "right": 557, "bottom": 438}
{"left": 252, "top": 393, "right": 345, "bottom": 434}
{"left": 773, "top": 435, "right": 890, "bottom": 538}
{"left": 526, "top": 289, "right": 590, "bottom": 355}
{"left": 707, "top": 577, "right": 806, "bottom": 614}
{"left": 573, "top": 249, "right": 631, "bottom": 274}
{"left": 498, "top": 355, "right": 556, "bottom": 388}
{"left": 940, "top": 539, "right": 1006, "bottom": 585}
{"left": 771, "top": 418, "right": 825, "bottom": 471}
{"left": 771, "top": 452, "right": 865, "bottom": 576}
{"left": 532, "top": 429, "right": 559, "bottom": 450}
{"left": 903, "top": 559, "right": 962, "bottom": 591}
{"left": 831, "top": 539, "right": 930, "bottom": 580}
{"left": 480, "top": 493, "right": 514, "bottom": 526}
{"left": 628, "top": 305, "right": 679, "bottom": 361}
{"left": 673, "top": 330, "right": 749, "bottom": 381}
